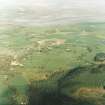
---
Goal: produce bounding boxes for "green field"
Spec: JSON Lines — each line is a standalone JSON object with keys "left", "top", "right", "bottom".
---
{"left": 1, "top": 22, "right": 105, "bottom": 105}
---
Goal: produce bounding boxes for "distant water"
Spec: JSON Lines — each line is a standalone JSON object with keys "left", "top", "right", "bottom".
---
{"left": 0, "top": 0, "right": 105, "bottom": 25}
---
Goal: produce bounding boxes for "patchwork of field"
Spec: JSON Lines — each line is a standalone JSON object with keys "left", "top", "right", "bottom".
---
{"left": 0, "top": 23, "right": 105, "bottom": 105}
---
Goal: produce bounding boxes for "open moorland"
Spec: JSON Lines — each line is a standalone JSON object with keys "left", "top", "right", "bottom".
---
{"left": 1, "top": 22, "right": 105, "bottom": 105}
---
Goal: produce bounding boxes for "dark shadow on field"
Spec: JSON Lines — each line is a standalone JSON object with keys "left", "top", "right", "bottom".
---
{"left": 27, "top": 81, "right": 95, "bottom": 105}
{"left": 27, "top": 64, "right": 105, "bottom": 105}
{"left": 2, "top": 63, "right": 105, "bottom": 105}
{"left": 58, "top": 64, "right": 105, "bottom": 89}
{"left": 27, "top": 85, "right": 76, "bottom": 105}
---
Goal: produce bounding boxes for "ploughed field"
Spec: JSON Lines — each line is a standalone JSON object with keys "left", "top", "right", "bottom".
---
{"left": 0, "top": 22, "right": 105, "bottom": 105}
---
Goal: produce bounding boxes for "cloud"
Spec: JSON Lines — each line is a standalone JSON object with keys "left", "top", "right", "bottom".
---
{"left": 0, "top": 0, "right": 105, "bottom": 25}
{"left": 0, "top": 0, "right": 105, "bottom": 9}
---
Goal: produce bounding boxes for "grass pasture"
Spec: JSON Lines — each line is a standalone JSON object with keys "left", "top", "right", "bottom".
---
{"left": 0, "top": 22, "right": 105, "bottom": 105}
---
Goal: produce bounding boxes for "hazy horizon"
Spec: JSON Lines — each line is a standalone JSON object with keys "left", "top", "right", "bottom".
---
{"left": 0, "top": 0, "right": 105, "bottom": 25}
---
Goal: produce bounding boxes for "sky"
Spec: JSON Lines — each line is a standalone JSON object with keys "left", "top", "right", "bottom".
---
{"left": 0, "top": 0, "right": 104, "bottom": 9}
{"left": 0, "top": 0, "right": 103, "bottom": 10}
{"left": 0, "top": 0, "right": 105, "bottom": 25}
